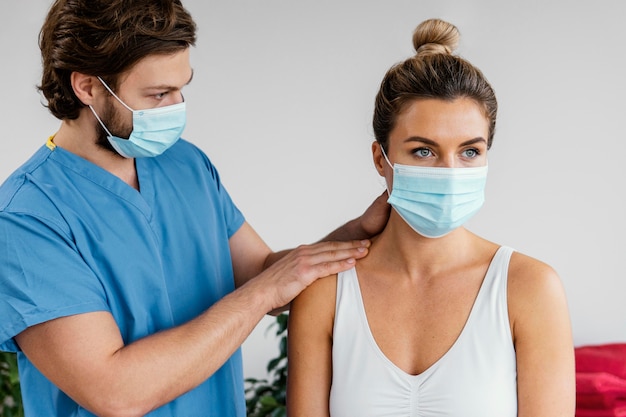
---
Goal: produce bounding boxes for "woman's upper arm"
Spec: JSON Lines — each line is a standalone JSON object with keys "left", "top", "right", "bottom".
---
{"left": 508, "top": 253, "right": 576, "bottom": 417}
{"left": 287, "top": 275, "right": 336, "bottom": 417}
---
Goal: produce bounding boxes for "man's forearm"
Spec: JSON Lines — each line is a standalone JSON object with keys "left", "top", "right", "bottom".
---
{"left": 16, "top": 281, "right": 272, "bottom": 417}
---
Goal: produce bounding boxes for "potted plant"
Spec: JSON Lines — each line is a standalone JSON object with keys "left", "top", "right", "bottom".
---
{"left": 244, "top": 313, "right": 288, "bottom": 417}
{"left": 1, "top": 351, "right": 23, "bottom": 417}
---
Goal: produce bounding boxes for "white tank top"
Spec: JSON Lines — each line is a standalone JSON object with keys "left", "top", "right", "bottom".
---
{"left": 329, "top": 246, "right": 518, "bottom": 417}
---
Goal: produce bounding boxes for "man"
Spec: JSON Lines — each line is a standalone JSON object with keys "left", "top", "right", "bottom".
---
{"left": 0, "top": 1, "right": 388, "bottom": 416}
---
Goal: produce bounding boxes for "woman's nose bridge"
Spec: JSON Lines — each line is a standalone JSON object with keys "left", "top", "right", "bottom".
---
{"left": 438, "top": 153, "right": 456, "bottom": 168}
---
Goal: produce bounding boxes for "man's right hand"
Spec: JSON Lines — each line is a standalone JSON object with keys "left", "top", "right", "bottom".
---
{"left": 248, "top": 239, "right": 370, "bottom": 312}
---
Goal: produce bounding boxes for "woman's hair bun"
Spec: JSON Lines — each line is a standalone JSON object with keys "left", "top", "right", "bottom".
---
{"left": 412, "top": 18, "right": 460, "bottom": 56}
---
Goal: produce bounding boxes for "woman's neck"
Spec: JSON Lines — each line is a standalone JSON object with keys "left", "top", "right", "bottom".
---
{"left": 363, "top": 213, "right": 480, "bottom": 280}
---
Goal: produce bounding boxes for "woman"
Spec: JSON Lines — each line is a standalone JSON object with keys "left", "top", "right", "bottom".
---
{"left": 286, "top": 18, "right": 575, "bottom": 417}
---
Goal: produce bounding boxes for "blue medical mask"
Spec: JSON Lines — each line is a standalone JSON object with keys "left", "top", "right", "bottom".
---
{"left": 88, "top": 76, "right": 186, "bottom": 158}
{"left": 381, "top": 147, "right": 488, "bottom": 238}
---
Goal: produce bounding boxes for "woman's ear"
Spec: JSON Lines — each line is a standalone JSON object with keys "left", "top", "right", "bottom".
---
{"left": 372, "top": 141, "right": 387, "bottom": 177}
{"left": 70, "top": 72, "right": 98, "bottom": 106}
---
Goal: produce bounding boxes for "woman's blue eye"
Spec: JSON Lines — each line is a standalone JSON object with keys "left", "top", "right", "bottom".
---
{"left": 463, "top": 148, "right": 479, "bottom": 158}
{"left": 414, "top": 148, "right": 432, "bottom": 158}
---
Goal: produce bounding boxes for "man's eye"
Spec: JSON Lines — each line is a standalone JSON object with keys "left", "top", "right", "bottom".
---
{"left": 155, "top": 92, "right": 167, "bottom": 99}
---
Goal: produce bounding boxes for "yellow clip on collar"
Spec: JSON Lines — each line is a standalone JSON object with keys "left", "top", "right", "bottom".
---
{"left": 46, "top": 135, "right": 57, "bottom": 151}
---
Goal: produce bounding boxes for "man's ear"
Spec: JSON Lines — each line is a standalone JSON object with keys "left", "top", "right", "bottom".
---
{"left": 372, "top": 141, "right": 386, "bottom": 177}
{"left": 70, "top": 72, "right": 99, "bottom": 106}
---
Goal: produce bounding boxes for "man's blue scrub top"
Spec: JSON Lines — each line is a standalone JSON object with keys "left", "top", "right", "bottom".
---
{"left": 0, "top": 138, "right": 247, "bottom": 416}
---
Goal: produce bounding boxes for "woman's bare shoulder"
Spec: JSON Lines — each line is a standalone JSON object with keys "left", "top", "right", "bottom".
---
{"left": 508, "top": 251, "right": 560, "bottom": 291}
{"left": 290, "top": 274, "right": 338, "bottom": 327}
{"left": 507, "top": 250, "right": 568, "bottom": 334}
{"left": 296, "top": 274, "right": 338, "bottom": 303}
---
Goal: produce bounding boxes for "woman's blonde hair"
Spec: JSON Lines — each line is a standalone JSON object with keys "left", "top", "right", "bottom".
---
{"left": 373, "top": 18, "right": 497, "bottom": 150}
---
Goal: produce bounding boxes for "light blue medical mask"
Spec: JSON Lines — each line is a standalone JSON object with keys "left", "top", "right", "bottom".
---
{"left": 381, "top": 146, "right": 488, "bottom": 238}
{"left": 88, "top": 76, "right": 186, "bottom": 158}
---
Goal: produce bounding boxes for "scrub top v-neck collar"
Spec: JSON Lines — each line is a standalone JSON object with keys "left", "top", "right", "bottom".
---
{"left": 46, "top": 141, "right": 154, "bottom": 220}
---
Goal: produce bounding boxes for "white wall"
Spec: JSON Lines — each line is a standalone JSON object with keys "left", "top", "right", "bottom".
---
{"left": 2, "top": 0, "right": 625, "bottom": 381}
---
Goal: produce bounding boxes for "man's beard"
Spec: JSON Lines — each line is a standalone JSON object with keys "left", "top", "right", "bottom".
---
{"left": 95, "top": 99, "right": 133, "bottom": 156}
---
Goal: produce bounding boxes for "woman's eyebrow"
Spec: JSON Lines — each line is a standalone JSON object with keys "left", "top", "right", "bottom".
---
{"left": 404, "top": 136, "right": 436, "bottom": 145}
{"left": 460, "top": 137, "right": 488, "bottom": 147}
{"left": 403, "top": 136, "right": 487, "bottom": 146}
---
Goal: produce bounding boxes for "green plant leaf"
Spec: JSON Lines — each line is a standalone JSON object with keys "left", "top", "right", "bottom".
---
{"left": 0, "top": 352, "right": 23, "bottom": 417}
{"left": 271, "top": 407, "right": 287, "bottom": 417}
{"left": 260, "top": 395, "right": 279, "bottom": 407}
{"left": 279, "top": 336, "right": 287, "bottom": 356}
{"left": 246, "top": 314, "right": 288, "bottom": 416}
{"left": 276, "top": 313, "right": 288, "bottom": 334}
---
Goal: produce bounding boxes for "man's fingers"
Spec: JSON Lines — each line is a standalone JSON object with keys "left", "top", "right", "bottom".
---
{"left": 290, "top": 244, "right": 370, "bottom": 283}
{"left": 311, "top": 258, "right": 359, "bottom": 280}
{"left": 292, "top": 242, "right": 369, "bottom": 267}
{"left": 297, "top": 239, "right": 371, "bottom": 256}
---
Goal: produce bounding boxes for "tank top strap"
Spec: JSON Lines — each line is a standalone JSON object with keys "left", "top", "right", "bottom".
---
{"left": 480, "top": 245, "right": 515, "bottom": 295}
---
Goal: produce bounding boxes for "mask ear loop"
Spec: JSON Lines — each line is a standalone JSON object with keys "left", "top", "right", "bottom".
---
{"left": 97, "top": 76, "right": 135, "bottom": 112}
{"left": 379, "top": 142, "right": 394, "bottom": 169}
{"left": 88, "top": 105, "right": 114, "bottom": 138}
{"left": 377, "top": 142, "right": 394, "bottom": 196}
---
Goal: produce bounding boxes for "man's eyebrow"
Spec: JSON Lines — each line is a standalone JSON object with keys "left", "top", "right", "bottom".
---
{"left": 404, "top": 136, "right": 487, "bottom": 146}
{"left": 144, "top": 69, "right": 194, "bottom": 90}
